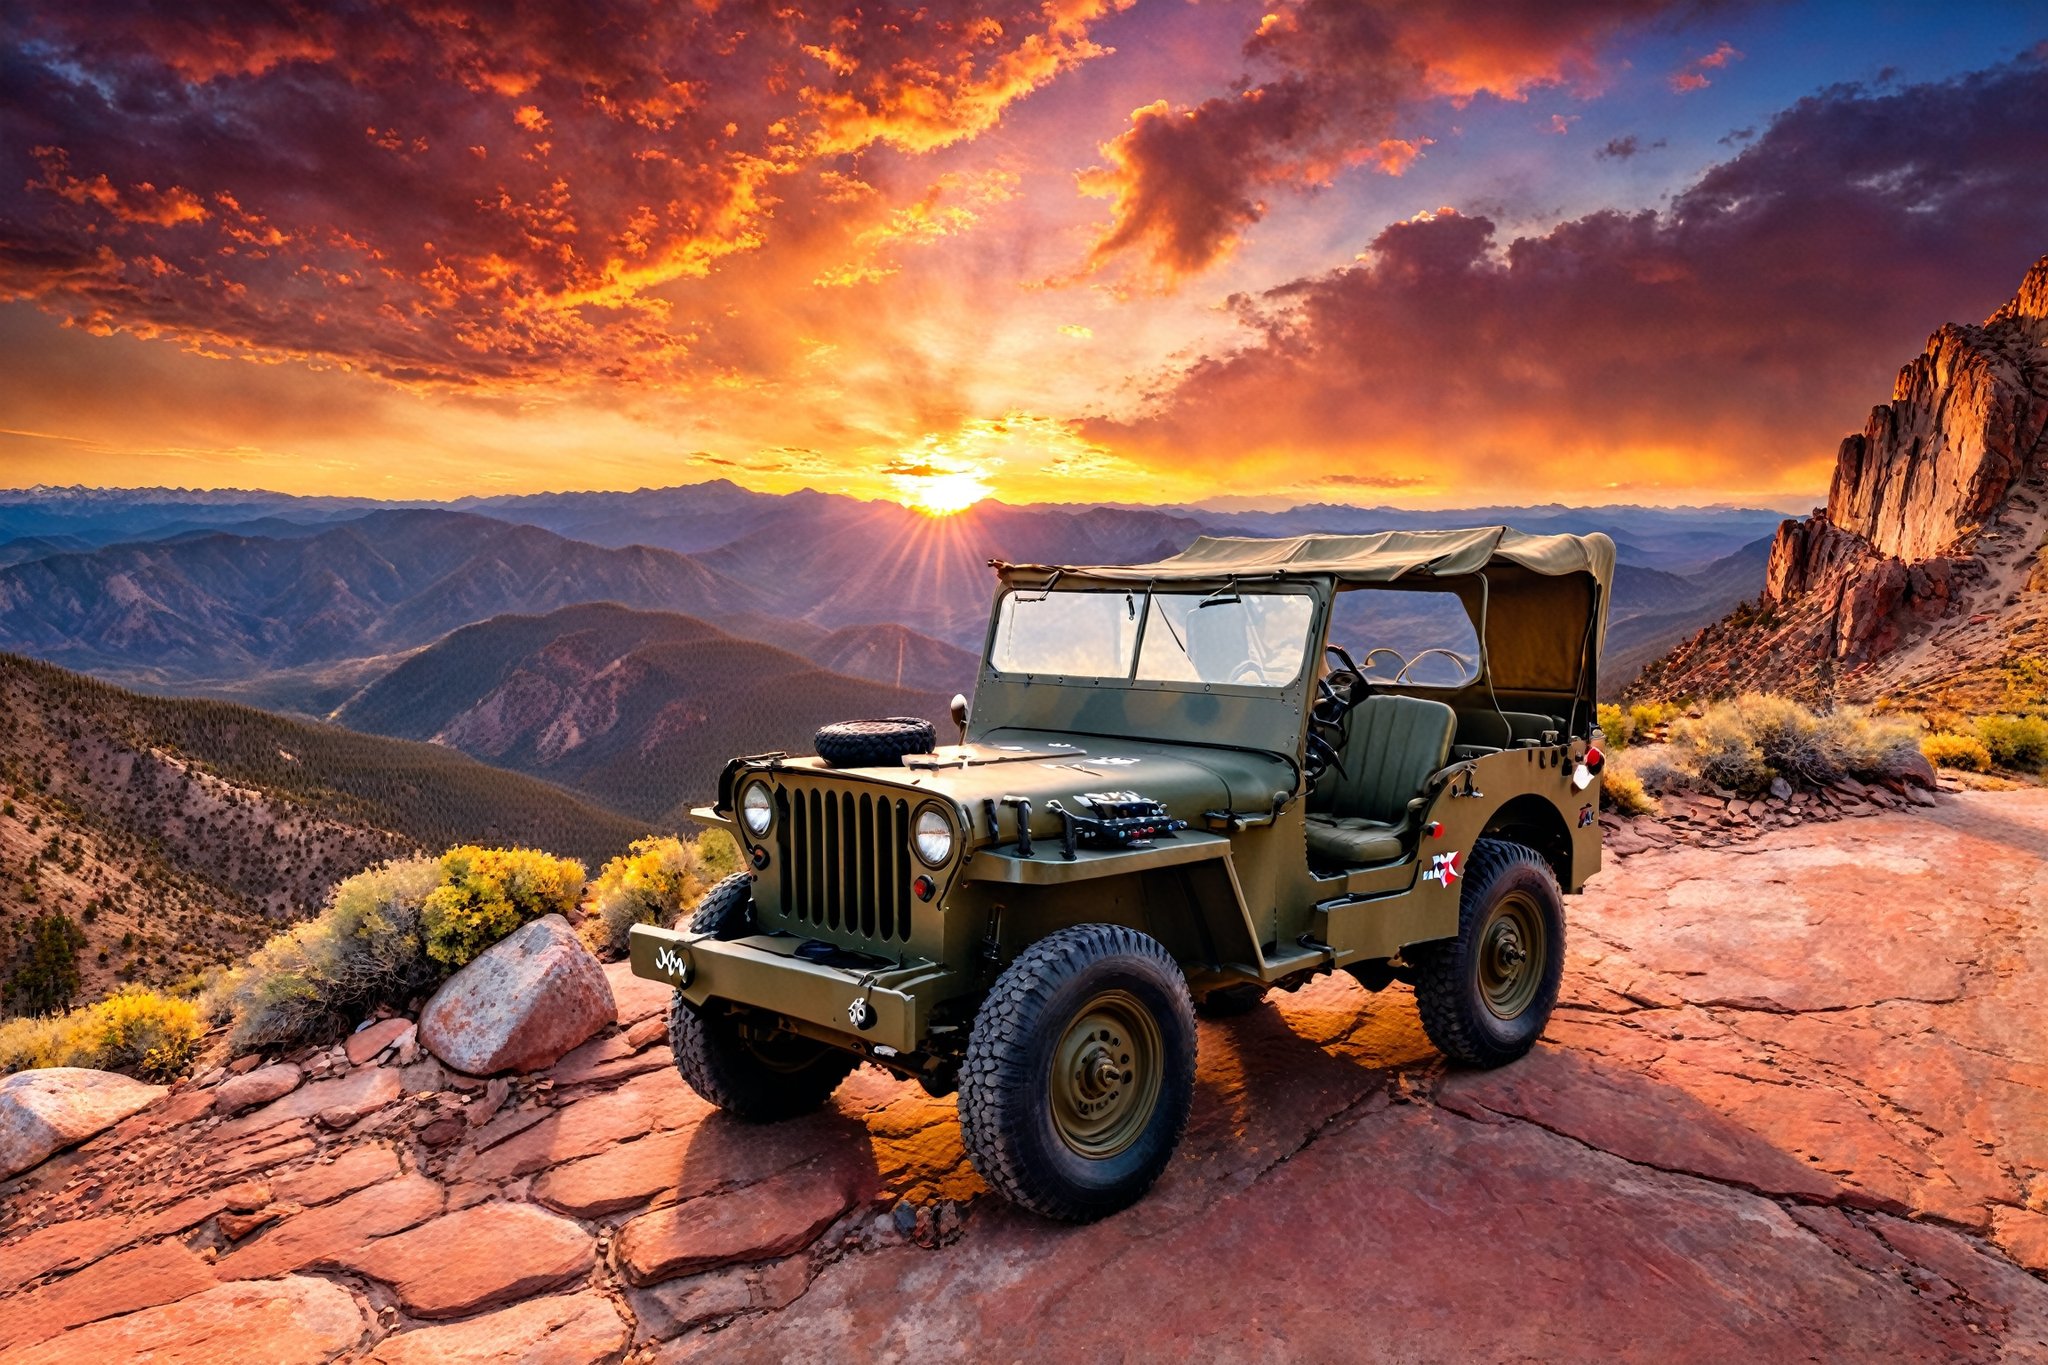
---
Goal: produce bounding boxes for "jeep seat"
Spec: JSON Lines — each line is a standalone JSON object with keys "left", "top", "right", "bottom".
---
{"left": 1306, "top": 694, "right": 1457, "bottom": 866}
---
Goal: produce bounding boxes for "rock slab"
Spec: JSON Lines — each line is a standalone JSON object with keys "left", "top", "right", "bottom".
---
{"left": 367, "top": 1289, "right": 629, "bottom": 1364}
{"left": 0, "top": 1275, "right": 367, "bottom": 1365}
{"left": 212, "top": 1063, "right": 302, "bottom": 1116}
{"left": 615, "top": 1166, "right": 853, "bottom": 1286}
{"left": 0, "top": 1068, "right": 165, "bottom": 1180}
{"left": 419, "top": 915, "right": 616, "bottom": 1076}
{"left": 339, "top": 1200, "right": 596, "bottom": 1319}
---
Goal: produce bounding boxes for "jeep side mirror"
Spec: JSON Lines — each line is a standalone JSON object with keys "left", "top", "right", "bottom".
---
{"left": 950, "top": 693, "right": 970, "bottom": 747}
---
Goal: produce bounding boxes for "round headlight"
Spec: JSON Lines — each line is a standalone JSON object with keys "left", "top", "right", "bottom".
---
{"left": 912, "top": 806, "right": 955, "bottom": 866}
{"left": 739, "top": 783, "right": 773, "bottom": 836}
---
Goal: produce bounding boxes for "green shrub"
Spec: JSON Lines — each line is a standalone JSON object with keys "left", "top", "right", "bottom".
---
{"left": 0, "top": 987, "right": 203, "bottom": 1080}
{"left": 1975, "top": 714, "right": 2048, "bottom": 770}
{"left": 1921, "top": 732, "right": 1992, "bottom": 773}
{"left": 221, "top": 857, "right": 441, "bottom": 1053}
{"left": 1671, "top": 693, "right": 1924, "bottom": 795}
{"left": 422, "top": 847, "right": 585, "bottom": 969}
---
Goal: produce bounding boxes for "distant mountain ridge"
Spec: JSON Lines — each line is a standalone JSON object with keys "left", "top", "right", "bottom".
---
{"left": 0, "top": 509, "right": 772, "bottom": 680}
{"left": 335, "top": 603, "right": 954, "bottom": 823}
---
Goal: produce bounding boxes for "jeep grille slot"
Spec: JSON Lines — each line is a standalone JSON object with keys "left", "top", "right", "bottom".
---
{"left": 775, "top": 786, "right": 913, "bottom": 942}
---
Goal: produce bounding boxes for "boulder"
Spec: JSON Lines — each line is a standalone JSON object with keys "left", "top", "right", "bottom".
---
{"left": 419, "top": 915, "right": 616, "bottom": 1076}
{"left": 0, "top": 1068, "right": 166, "bottom": 1180}
{"left": 213, "top": 1063, "right": 302, "bottom": 1115}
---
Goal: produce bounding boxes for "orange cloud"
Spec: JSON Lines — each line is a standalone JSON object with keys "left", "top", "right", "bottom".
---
{"left": 0, "top": 1, "right": 1123, "bottom": 391}
{"left": 1671, "top": 41, "right": 1742, "bottom": 93}
{"left": 1078, "top": 0, "right": 1689, "bottom": 285}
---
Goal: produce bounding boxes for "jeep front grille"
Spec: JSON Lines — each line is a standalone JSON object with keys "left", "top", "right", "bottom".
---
{"left": 774, "top": 787, "right": 914, "bottom": 943}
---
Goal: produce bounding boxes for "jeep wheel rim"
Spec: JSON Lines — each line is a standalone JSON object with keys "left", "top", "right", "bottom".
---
{"left": 1478, "top": 892, "right": 1546, "bottom": 1020}
{"left": 1050, "top": 990, "right": 1163, "bottom": 1160}
{"left": 735, "top": 1018, "right": 823, "bottom": 1074}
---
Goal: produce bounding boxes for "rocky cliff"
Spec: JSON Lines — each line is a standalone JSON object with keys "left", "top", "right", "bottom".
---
{"left": 1640, "top": 254, "right": 2048, "bottom": 705}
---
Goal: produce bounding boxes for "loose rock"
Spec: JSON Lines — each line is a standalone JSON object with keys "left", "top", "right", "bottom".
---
{"left": 419, "top": 915, "right": 616, "bottom": 1076}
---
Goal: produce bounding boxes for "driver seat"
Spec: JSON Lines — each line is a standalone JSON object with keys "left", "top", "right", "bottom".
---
{"left": 1306, "top": 694, "right": 1457, "bottom": 866}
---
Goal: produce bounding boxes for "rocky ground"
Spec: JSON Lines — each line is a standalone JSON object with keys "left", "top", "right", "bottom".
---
{"left": 3, "top": 793, "right": 2046, "bottom": 1362}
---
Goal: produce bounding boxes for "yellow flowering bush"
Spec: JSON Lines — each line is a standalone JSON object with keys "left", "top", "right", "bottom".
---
{"left": 422, "top": 846, "right": 586, "bottom": 969}
{"left": 580, "top": 831, "right": 742, "bottom": 957}
{"left": 0, "top": 987, "right": 203, "bottom": 1081}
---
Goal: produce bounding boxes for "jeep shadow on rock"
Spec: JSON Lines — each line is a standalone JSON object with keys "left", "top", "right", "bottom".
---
{"left": 631, "top": 528, "right": 1613, "bottom": 1221}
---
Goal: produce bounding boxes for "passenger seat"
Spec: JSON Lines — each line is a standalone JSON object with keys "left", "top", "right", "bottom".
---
{"left": 1306, "top": 694, "right": 1457, "bottom": 866}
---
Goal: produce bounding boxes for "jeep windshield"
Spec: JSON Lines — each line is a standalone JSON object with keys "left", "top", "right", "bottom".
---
{"left": 989, "top": 587, "right": 1314, "bottom": 688}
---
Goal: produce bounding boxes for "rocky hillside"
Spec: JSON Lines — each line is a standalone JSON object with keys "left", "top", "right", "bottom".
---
{"left": 1, "top": 794, "right": 2043, "bottom": 1359}
{"left": 0, "top": 654, "right": 645, "bottom": 1003}
{"left": 1641, "top": 255, "right": 2048, "bottom": 705}
{"left": 334, "top": 604, "right": 954, "bottom": 823}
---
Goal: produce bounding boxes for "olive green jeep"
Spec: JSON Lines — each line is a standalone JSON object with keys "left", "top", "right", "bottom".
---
{"left": 631, "top": 528, "right": 1613, "bottom": 1221}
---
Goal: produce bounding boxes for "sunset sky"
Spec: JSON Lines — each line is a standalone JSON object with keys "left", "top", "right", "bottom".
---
{"left": 2, "top": 1, "right": 2045, "bottom": 512}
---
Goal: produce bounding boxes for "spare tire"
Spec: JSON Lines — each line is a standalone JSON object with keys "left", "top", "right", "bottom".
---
{"left": 815, "top": 717, "right": 936, "bottom": 768}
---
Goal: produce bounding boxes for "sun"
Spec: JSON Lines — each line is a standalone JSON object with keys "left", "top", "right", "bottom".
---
{"left": 890, "top": 463, "right": 994, "bottom": 516}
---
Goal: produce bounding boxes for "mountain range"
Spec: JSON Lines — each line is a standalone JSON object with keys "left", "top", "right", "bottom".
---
{"left": 0, "top": 480, "right": 1786, "bottom": 834}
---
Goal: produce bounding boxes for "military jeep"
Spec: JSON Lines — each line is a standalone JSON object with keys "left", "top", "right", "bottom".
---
{"left": 631, "top": 528, "right": 1612, "bottom": 1221}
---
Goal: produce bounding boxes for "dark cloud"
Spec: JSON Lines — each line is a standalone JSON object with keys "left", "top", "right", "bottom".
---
{"left": 1079, "top": 0, "right": 1710, "bottom": 283}
{"left": 1095, "top": 56, "right": 2048, "bottom": 494}
{"left": 1596, "top": 134, "right": 1667, "bottom": 159}
{"left": 0, "top": 0, "right": 1124, "bottom": 387}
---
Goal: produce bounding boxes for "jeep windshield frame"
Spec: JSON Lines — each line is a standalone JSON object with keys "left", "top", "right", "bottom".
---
{"left": 972, "top": 581, "right": 1324, "bottom": 759}
{"left": 985, "top": 526, "right": 1614, "bottom": 748}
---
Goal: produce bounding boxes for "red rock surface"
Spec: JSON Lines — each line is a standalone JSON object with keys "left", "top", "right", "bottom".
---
{"left": 347, "top": 1017, "right": 416, "bottom": 1066}
{"left": 0, "top": 794, "right": 2042, "bottom": 1360}
{"left": 0, "top": 1275, "right": 367, "bottom": 1364}
{"left": 367, "top": 1290, "right": 630, "bottom": 1364}
{"left": 419, "top": 914, "right": 617, "bottom": 1076}
{"left": 337, "top": 1201, "right": 596, "bottom": 1319}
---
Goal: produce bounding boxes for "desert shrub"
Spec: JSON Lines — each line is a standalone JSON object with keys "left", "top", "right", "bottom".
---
{"left": 1671, "top": 693, "right": 1924, "bottom": 795}
{"left": 0, "top": 988, "right": 203, "bottom": 1080}
{"left": 222, "top": 857, "right": 441, "bottom": 1053}
{"left": 1628, "top": 701, "right": 1682, "bottom": 740}
{"left": 1921, "top": 732, "right": 1992, "bottom": 773}
{"left": 581, "top": 831, "right": 744, "bottom": 957}
{"left": 1596, "top": 703, "right": 1633, "bottom": 747}
{"left": 0, "top": 1011, "right": 94, "bottom": 1073}
{"left": 422, "top": 846, "right": 585, "bottom": 970}
{"left": 1600, "top": 756, "right": 1659, "bottom": 816}
{"left": 86, "top": 989, "right": 203, "bottom": 1081}
{"left": 1975, "top": 714, "right": 2048, "bottom": 770}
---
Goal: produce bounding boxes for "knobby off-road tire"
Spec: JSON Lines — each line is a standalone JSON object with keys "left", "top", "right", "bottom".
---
{"left": 1194, "top": 982, "right": 1268, "bottom": 1018}
{"left": 669, "top": 874, "right": 856, "bottom": 1120}
{"left": 687, "top": 871, "right": 757, "bottom": 940}
{"left": 957, "top": 924, "right": 1197, "bottom": 1222}
{"left": 1411, "top": 838, "right": 1566, "bottom": 1069}
{"left": 814, "top": 717, "right": 935, "bottom": 768}
{"left": 667, "top": 996, "right": 859, "bottom": 1122}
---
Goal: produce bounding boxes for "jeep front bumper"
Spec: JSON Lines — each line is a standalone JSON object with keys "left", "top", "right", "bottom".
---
{"left": 626, "top": 923, "right": 948, "bottom": 1056}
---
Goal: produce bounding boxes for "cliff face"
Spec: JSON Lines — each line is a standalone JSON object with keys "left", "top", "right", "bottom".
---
{"left": 1640, "top": 254, "right": 2048, "bottom": 704}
